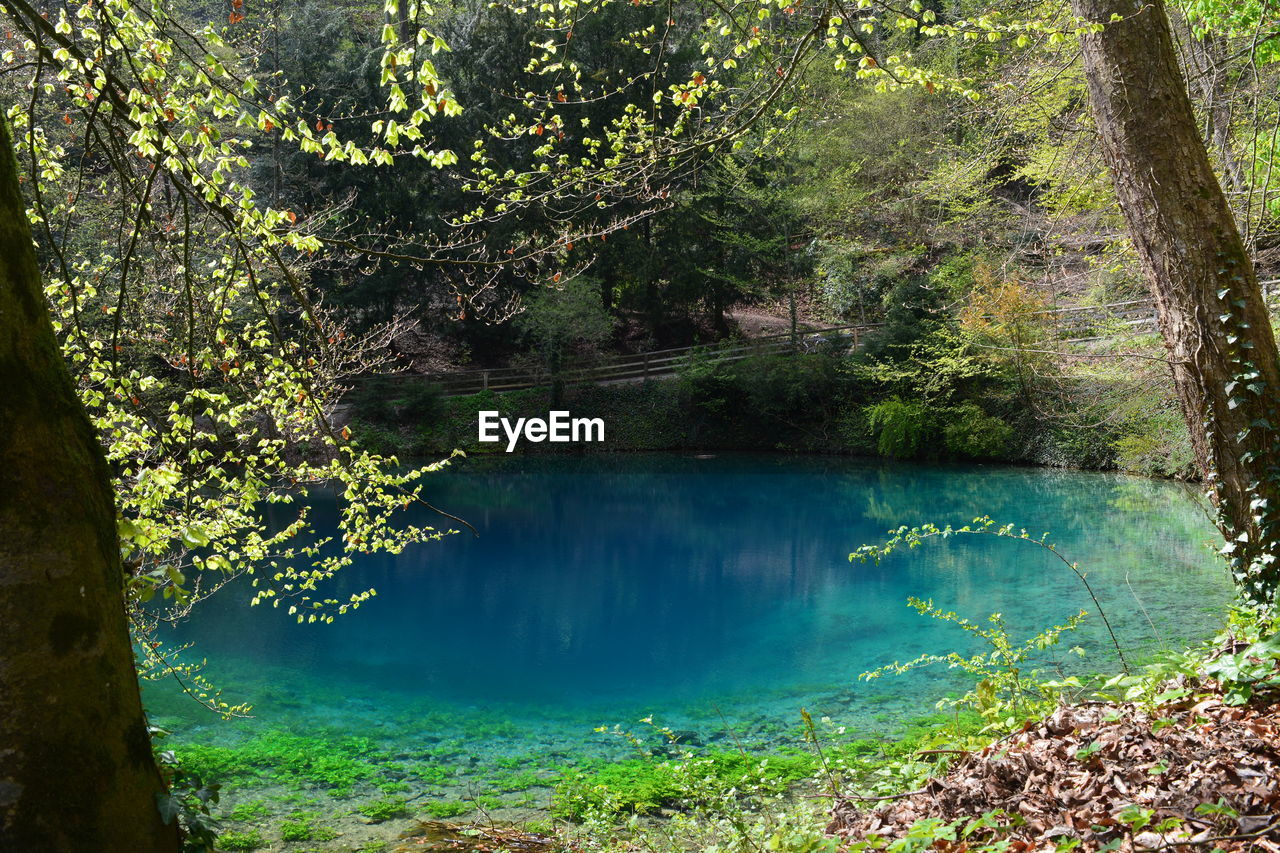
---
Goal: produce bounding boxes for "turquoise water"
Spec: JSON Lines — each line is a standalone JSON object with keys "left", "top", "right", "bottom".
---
{"left": 146, "top": 454, "right": 1232, "bottom": 817}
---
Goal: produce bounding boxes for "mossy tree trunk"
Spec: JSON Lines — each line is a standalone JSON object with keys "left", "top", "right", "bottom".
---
{"left": 0, "top": 113, "right": 181, "bottom": 849}
{"left": 1073, "top": 0, "right": 1280, "bottom": 604}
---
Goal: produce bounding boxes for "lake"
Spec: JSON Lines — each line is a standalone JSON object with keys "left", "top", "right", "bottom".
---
{"left": 145, "top": 454, "right": 1232, "bottom": 814}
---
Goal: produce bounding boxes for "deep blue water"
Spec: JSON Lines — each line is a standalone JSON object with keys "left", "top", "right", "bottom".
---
{"left": 148, "top": 454, "right": 1232, "bottom": 783}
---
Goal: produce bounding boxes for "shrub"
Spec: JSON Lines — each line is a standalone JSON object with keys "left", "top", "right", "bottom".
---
{"left": 942, "top": 404, "right": 1014, "bottom": 459}
{"left": 398, "top": 382, "right": 446, "bottom": 424}
{"left": 1112, "top": 401, "right": 1196, "bottom": 478}
{"left": 865, "top": 398, "right": 937, "bottom": 458}
{"left": 349, "top": 420, "right": 403, "bottom": 457}
{"left": 738, "top": 353, "right": 843, "bottom": 428}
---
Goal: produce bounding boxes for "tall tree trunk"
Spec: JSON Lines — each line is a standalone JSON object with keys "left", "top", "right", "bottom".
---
{"left": 1072, "top": 0, "right": 1280, "bottom": 604}
{"left": 0, "top": 114, "right": 180, "bottom": 849}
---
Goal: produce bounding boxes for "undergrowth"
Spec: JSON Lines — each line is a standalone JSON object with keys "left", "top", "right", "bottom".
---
{"left": 555, "top": 603, "right": 1278, "bottom": 853}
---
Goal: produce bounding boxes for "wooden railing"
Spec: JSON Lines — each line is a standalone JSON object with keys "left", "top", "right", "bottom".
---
{"left": 424, "top": 322, "right": 877, "bottom": 396}
{"left": 410, "top": 299, "right": 1158, "bottom": 397}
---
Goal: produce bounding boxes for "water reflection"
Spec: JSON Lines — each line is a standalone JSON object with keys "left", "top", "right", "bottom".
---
{"left": 168, "top": 454, "right": 1230, "bottom": 718}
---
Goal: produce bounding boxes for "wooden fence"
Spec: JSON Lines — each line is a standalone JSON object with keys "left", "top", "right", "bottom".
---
{"left": 423, "top": 322, "right": 876, "bottom": 396}
{"left": 409, "top": 299, "right": 1159, "bottom": 397}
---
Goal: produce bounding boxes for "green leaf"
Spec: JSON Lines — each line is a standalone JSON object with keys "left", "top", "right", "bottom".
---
{"left": 181, "top": 525, "right": 211, "bottom": 549}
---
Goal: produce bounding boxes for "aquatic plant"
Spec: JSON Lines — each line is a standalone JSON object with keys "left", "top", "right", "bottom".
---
{"left": 178, "top": 731, "right": 387, "bottom": 794}
{"left": 227, "top": 800, "right": 270, "bottom": 822}
{"left": 422, "top": 800, "right": 472, "bottom": 818}
{"left": 551, "top": 751, "right": 815, "bottom": 822}
{"left": 491, "top": 769, "right": 544, "bottom": 792}
{"left": 216, "top": 829, "right": 266, "bottom": 851}
{"left": 357, "top": 796, "right": 408, "bottom": 823}
{"left": 277, "top": 817, "right": 338, "bottom": 842}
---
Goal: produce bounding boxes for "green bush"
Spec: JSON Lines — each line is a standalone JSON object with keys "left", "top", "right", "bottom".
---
{"left": 1112, "top": 401, "right": 1195, "bottom": 478}
{"left": 738, "top": 353, "right": 843, "bottom": 427}
{"left": 676, "top": 350, "right": 749, "bottom": 441}
{"left": 568, "top": 382, "right": 686, "bottom": 450}
{"left": 942, "top": 404, "right": 1014, "bottom": 459}
{"left": 349, "top": 420, "right": 403, "bottom": 457}
{"left": 398, "top": 382, "right": 446, "bottom": 424}
{"left": 865, "top": 398, "right": 937, "bottom": 458}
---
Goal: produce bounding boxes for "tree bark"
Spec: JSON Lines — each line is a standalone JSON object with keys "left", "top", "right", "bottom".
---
{"left": 0, "top": 114, "right": 181, "bottom": 849}
{"left": 1072, "top": 0, "right": 1280, "bottom": 604}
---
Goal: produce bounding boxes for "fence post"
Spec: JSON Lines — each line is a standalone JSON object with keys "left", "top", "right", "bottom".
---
{"left": 643, "top": 353, "right": 650, "bottom": 378}
{"left": 483, "top": 370, "right": 489, "bottom": 392}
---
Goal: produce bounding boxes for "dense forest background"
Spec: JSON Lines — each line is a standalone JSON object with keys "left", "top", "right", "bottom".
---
{"left": 7, "top": 0, "right": 1280, "bottom": 479}
{"left": 241, "top": 0, "right": 1280, "bottom": 478}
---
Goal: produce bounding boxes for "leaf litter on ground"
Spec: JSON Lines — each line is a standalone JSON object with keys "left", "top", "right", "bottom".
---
{"left": 829, "top": 689, "right": 1280, "bottom": 851}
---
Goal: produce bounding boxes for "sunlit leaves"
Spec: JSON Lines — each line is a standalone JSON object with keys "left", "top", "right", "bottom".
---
{"left": 1, "top": 0, "right": 477, "bottom": 712}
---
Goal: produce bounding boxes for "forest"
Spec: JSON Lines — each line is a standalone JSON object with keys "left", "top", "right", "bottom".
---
{"left": 3, "top": 0, "right": 1280, "bottom": 848}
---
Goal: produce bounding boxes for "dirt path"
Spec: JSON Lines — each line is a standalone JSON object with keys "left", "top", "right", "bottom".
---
{"left": 727, "top": 308, "right": 819, "bottom": 337}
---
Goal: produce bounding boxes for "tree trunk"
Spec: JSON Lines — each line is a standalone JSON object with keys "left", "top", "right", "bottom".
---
{"left": 1072, "top": 0, "right": 1280, "bottom": 604}
{"left": 0, "top": 114, "right": 181, "bottom": 849}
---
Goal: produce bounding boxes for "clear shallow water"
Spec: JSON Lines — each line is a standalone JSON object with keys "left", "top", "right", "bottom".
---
{"left": 147, "top": 454, "right": 1233, "bottom": 804}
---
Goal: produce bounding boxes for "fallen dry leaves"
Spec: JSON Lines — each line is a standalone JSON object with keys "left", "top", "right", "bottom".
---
{"left": 395, "top": 819, "right": 560, "bottom": 853}
{"left": 829, "top": 695, "right": 1280, "bottom": 852}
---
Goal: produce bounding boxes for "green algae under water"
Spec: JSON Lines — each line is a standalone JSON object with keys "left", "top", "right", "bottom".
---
{"left": 145, "top": 454, "right": 1233, "bottom": 814}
